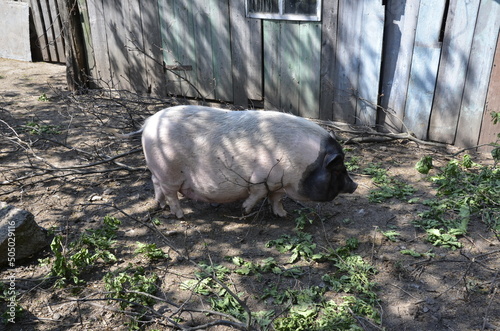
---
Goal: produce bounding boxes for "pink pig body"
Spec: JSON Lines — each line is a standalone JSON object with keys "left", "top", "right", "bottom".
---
{"left": 141, "top": 105, "right": 357, "bottom": 218}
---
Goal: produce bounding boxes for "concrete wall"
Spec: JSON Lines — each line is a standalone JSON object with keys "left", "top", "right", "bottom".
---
{"left": 0, "top": 1, "right": 31, "bottom": 61}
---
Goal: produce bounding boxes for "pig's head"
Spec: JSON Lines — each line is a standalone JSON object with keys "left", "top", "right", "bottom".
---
{"left": 299, "top": 136, "right": 357, "bottom": 201}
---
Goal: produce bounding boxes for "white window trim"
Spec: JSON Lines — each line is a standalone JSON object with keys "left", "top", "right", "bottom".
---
{"left": 245, "top": 0, "right": 322, "bottom": 22}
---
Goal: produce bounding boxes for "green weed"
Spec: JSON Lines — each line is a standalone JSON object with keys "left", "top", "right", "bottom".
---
{"left": 490, "top": 111, "right": 500, "bottom": 164}
{"left": 381, "top": 229, "right": 401, "bottom": 242}
{"left": 229, "top": 256, "right": 303, "bottom": 278}
{"left": 415, "top": 155, "right": 433, "bottom": 174}
{"left": 294, "top": 208, "right": 316, "bottom": 230}
{"left": 345, "top": 155, "right": 361, "bottom": 172}
{"left": 269, "top": 236, "right": 378, "bottom": 330}
{"left": 266, "top": 231, "right": 316, "bottom": 263}
{"left": 104, "top": 265, "right": 159, "bottom": 309}
{"left": 41, "top": 216, "right": 120, "bottom": 287}
{"left": 38, "top": 93, "right": 50, "bottom": 101}
{"left": 135, "top": 242, "right": 169, "bottom": 261}
{"left": 180, "top": 212, "right": 380, "bottom": 330}
{"left": 363, "top": 163, "right": 416, "bottom": 202}
{"left": 415, "top": 154, "right": 499, "bottom": 248}
{"left": 181, "top": 262, "right": 250, "bottom": 324}
{"left": 400, "top": 249, "right": 435, "bottom": 258}
{"left": 24, "top": 121, "right": 61, "bottom": 135}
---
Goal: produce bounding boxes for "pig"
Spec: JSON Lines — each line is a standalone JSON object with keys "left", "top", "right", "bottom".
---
{"left": 139, "top": 105, "right": 357, "bottom": 218}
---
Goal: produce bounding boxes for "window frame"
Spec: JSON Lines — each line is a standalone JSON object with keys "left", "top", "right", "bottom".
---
{"left": 245, "top": 0, "right": 322, "bottom": 22}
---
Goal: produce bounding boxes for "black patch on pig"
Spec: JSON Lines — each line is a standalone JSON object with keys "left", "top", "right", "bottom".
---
{"left": 299, "top": 135, "right": 355, "bottom": 201}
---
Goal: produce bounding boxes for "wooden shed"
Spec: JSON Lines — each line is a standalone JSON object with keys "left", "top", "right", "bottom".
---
{"left": 18, "top": 0, "right": 500, "bottom": 149}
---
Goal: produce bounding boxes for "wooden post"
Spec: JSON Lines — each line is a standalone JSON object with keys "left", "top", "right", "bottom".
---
{"left": 58, "top": 0, "right": 88, "bottom": 91}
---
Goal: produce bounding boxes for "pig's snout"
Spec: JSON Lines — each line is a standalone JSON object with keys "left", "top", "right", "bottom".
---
{"left": 343, "top": 177, "right": 358, "bottom": 194}
{"left": 347, "top": 181, "right": 358, "bottom": 193}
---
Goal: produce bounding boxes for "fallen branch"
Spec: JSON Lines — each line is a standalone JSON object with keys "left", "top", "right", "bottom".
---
{"left": 482, "top": 287, "right": 498, "bottom": 331}
{"left": 1, "top": 116, "right": 144, "bottom": 186}
{"left": 55, "top": 289, "right": 249, "bottom": 330}
{"left": 311, "top": 119, "right": 449, "bottom": 148}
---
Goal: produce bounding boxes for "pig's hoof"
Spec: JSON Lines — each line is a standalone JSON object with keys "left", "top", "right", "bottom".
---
{"left": 271, "top": 202, "right": 287, "bottom": 217}
{"left": 171, "top": 209, "right": 184, "bottom": 219}
{"left": 272, "top": 208, "right": 287, "bottom": 218}
{"left": 148, "top": 201, "right": 164, "bottom": 213}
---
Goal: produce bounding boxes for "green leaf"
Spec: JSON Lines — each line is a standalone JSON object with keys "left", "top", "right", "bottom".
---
{"left": 400, "top": 249, "right": 422, "bottom": 257}
{"left": 491, "top": 147, "right": 500, "bottom": 162}
{"left": 415, "top": 155, "right": 433, "bottom": 174}
{"left": 234, "top": 266, "right": 252, "bottom": 275}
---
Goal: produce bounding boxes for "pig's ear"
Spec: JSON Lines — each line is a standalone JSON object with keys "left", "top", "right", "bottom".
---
{"left": 325, "top": 153, "right": 343, "bottom": 170}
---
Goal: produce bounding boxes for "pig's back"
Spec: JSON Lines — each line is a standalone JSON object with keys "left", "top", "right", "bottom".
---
{"left": 142, "top": 105, "right": 328, "bottom": 149}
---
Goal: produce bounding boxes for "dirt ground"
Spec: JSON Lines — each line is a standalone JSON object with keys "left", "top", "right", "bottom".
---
{"left": 0, "top": 58, "right": 499, "bottom": 331}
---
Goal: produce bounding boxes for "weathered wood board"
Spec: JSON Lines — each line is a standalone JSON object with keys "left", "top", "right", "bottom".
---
{"left": 263, "top": 20, "right": 280, "bottom": 110}
{"left": 428, "top": 0, "right": 480, "bottom": 144}
{"left": 38, "top": 0, "right": 58, "bottom": 61}
{"left": 158, "top": 0, "right": 233, "bottom": 101}
{"left": 47, "top": 0, "right": 65, "bottom": 62}
{"left": 332, "top": 0, "right": 383, "bottom": 126}
{"left": 263, "top": 20, "right": 321, "bottom": 118}
{"left": 332, "top": 0, "right": 362, "bottom": 123}
{"left": 298, "top": 22, "right": 321, "bottom": 118}
{"left": 86, "top": 0, "right": 112, "bottom": 85}
{"left": 319, "top": 0, "right": 339, "bottom": 121}
{"left": 455, "top": 0, "right": 500, "bottom": 148}
{"left": 192, "top": 0, "right": 218, "bottom": 99}
{"left": 77, "top": 0, "right": 96, "bottom": 87}
{"left": 158, "top": 0, "right": 193, "bottom": 96}
{"left": 403, "top": 0, "right": 447, "bottom": 140}
{"left": 356, "top": 0, "right": 384, "bottom": 126}
{"left": 126, "top": 0, "right": 149, "bottom": 94}
{"left": 140, "top": 0, "right": 167, "bottom": 97}
{"left": 207, "top": 0, "right": 233, "bottom": 102}
{"left": 379, "top": 0, "right": 420, "bottom": 132}
{"left": 27, "top": 0, "right": 50, "bottom": 61}
{"left": 101, "top": 0, "right": 132, "bottom": 91}
{"left": 478, "top": 35, "right": 500, "bottom": 152}
{"left": 229, "top": 0, "right": 263, "bottom": 107}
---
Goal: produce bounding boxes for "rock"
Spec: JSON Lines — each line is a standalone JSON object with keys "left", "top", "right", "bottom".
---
{"left": 0, "top": 202, "right": 51, "bottom": 266}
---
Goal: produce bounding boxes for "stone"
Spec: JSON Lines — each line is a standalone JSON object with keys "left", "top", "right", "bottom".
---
{"left": 0, "top": 202, "right": 51, "bottom": 266}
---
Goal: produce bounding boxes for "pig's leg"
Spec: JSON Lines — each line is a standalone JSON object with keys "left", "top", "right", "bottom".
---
{"left": 151, "top": 175, "right": 184, "bottom": 218}
{"left": 242, "top": 184, "right": 268, "bottom": 214}
{"left": 164, "top": 194, "right": 184, "bottom": 218}
{"left": 151, "top": 175, "right": 166, "bottom": 208}
{"left": 268, "top": 191, "right": 286, "bottom": 217}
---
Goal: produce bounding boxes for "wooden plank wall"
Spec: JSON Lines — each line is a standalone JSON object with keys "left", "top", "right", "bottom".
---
{"left": 379, "top": 0, "right": 420, "bottom": 133}
{"left": 455, "top": 0, "right": 500, "bottom": 148}
{"left": 428, "top": 0, "right": 481, "bottom": 144}
{"left": 157, "top": 0, "right": 233, "bottom": 102}
{"left": 320, "top": 0, "right": 384, "bottom": 125}
{"left": 23, "top": 0, "right": 66, "bottom": 63}
{"left": 56, "top": 0, "right": 498, "bottom": 149}
{"left": 85, "top": 0, "right": 111, "bottom": 85}
{"left": 84, "top": 0, "right": 166, "bottom": 95}
{"left": 478, "top": 35, "right": 500, "bottom": 152}
{"left": 263, "top": 21, "right": 321, "bottom": 118}
{"left": 228, "top": 0, "right": 263, "bottom": 107}
{"left": 402, "top": 0, "right": 446, "bottom": 139}
{"left": 380, "top": 0, "right": 499, "bottom": 148}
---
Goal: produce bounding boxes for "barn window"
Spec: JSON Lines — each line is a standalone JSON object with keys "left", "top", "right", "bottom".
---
{"left": 246, "top": 0, "right": 322, "bottom": 21}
